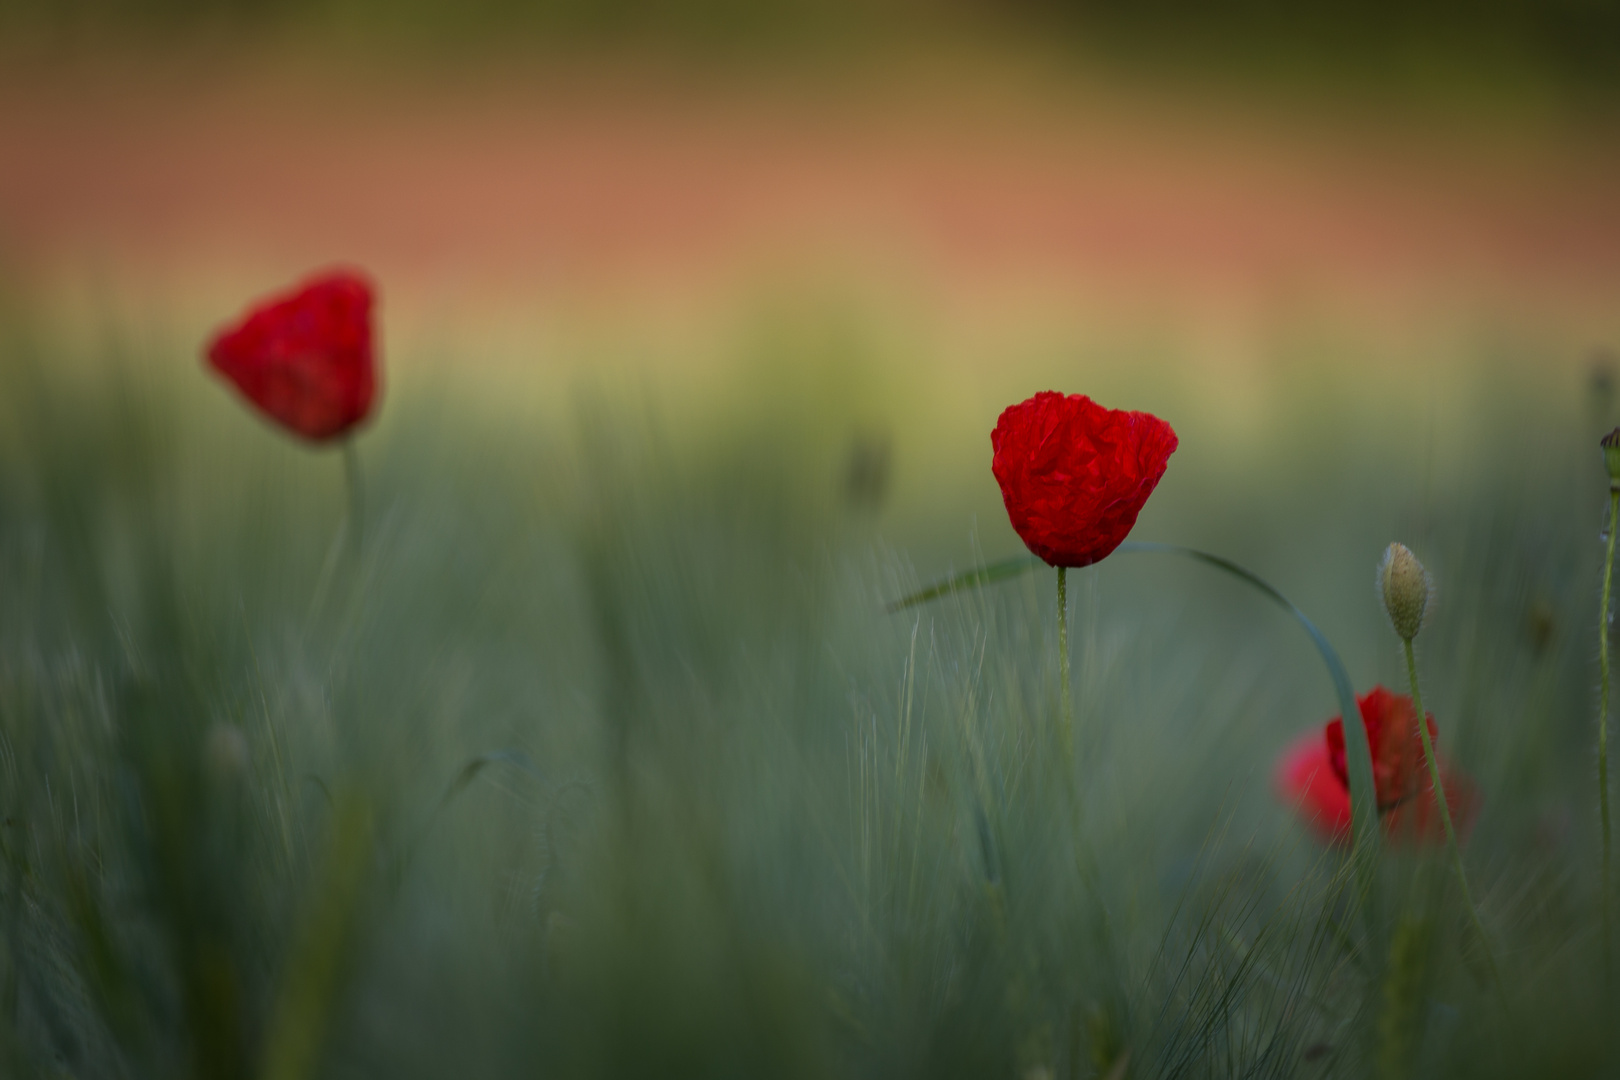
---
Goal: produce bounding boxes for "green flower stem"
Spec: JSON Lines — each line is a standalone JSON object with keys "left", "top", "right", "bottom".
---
{"left": 1600, "top": 487, "right": 1618, "bottom": 980}
{"left": 889, "top": 543, "right": 1383, "bottom": 929}
{"left": 343, "top": 439, "right": 365, "bottom": 559}
{"left": 1057, "top": 566, "right": 1074, "bottom": 767}
{"left": 1403, "top": 638, "right": 1500, "bottom": 993}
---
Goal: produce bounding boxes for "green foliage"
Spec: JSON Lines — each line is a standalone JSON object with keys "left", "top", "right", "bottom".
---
{"left": 892, "top": 542, "right": 1385, "bottom": 910}
{"left": 0, "top": 302, "right": 1616, "bottom": 1078}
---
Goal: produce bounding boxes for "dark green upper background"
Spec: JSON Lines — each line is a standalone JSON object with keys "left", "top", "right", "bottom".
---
{"left": 6, "top": 0, "right": 1620, "bottom": 106}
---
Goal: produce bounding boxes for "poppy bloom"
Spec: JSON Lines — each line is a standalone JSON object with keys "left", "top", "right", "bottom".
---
{"left": 1276, "top": 686, "right": 1478, "bottom": 845}
{"left": 206, "top": 269, "right": 378, "bottom": 441}
{"left": 991, "top": 392, "right": 1178, "bottom": 567}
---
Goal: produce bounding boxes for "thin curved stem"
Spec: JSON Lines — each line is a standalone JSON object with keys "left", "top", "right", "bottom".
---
{"left": 1600, "top": 488, "right": 1618, "bottom": 982}
{"left": 1057, "top": 566, "right": 1074, "bottom": 767}
{"left": 1404, "top": 638, "right": 1500, "bottom": 994}
{"left": 342, "top": 439, "right": 365, "bottom": 559}
{"left": 887, "top": 542, "right": 1383, "bottom": 894}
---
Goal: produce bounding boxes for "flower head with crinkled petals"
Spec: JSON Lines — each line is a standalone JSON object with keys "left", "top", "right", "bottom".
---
{"left": 991, "top": 392, "right": 1178, "bottom": 568}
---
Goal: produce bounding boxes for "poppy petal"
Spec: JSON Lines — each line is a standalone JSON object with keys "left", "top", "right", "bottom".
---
{"left": 991, "top": 392, "right": 1177, "bottom": 567}
{"left": 206, "top": 268, "right": 378, "bottom": 441}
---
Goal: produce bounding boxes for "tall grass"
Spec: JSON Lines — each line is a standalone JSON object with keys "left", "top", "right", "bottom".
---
{"left": 0, "top": 300, "right": 1616, "bottom": 1077}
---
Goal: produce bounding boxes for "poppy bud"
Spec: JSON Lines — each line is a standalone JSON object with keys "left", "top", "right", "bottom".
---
{"left": 1379, "top": 543, "right": 1430, "bottom": 642}
{"left": 1603, "top": 428, "right": 1620, "bottom": 489}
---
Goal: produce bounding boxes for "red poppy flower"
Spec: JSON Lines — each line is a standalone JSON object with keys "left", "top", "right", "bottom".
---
{"left": 206, "top": 269, "right": 378, "bottom": 441}
{"left": 1275, "top": 686, "right": 1478, "bottom": 845}
{"left": 991, "top": 392, "right": 1178, "bottom": 567}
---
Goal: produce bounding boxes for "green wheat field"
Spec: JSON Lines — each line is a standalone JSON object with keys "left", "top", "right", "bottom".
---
{"left": 1, "top": 283, "right": 1617, "bottom": 1079}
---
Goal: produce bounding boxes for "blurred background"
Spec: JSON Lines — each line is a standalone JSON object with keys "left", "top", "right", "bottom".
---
{"left": 3, "top": 0, "right": 1619, "bottom": 579}
{"left": 6, "top": 0, "right": 1620, "bottom": 755}
{"left": 4, "top": 0, "right": 1619, "bottom": 426}
{"left": 4, "top": 6, "right": 1620, "bottom": 1077}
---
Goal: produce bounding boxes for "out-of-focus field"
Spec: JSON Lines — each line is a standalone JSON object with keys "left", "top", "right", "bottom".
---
{"left": 3, "top": 53, "right": 1618, "bottom": 562}
{"left": 4, "top": 27, "right": 1620, "bottom": 1080}
{"left": 5, "top": 53, "right": 1619, "bottom": 333}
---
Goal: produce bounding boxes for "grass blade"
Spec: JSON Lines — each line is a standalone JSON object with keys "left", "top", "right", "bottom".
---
{"left": 385, "top": 750, "right": 549, "bottom": 891}
{"left": 886, "top": 555, "right": 1045, "bottom": 612}
{"left": 887, "top": 542, "right": 1384, "bottom": 890}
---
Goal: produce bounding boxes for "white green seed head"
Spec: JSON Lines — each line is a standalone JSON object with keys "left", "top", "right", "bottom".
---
{"left": 1379, "top": 542, "right": 1430, "bottom": 642}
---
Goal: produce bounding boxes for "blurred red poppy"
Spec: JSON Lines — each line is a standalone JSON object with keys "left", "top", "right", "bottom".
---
{"left": 206, "top": 269, "right": 378, "bottom": 441}
{"left": 1276, "top": 685, "right": 1478, "bottom": 845}
{"left": 991, "top": 392, "right": 1178, "bottom": 567}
